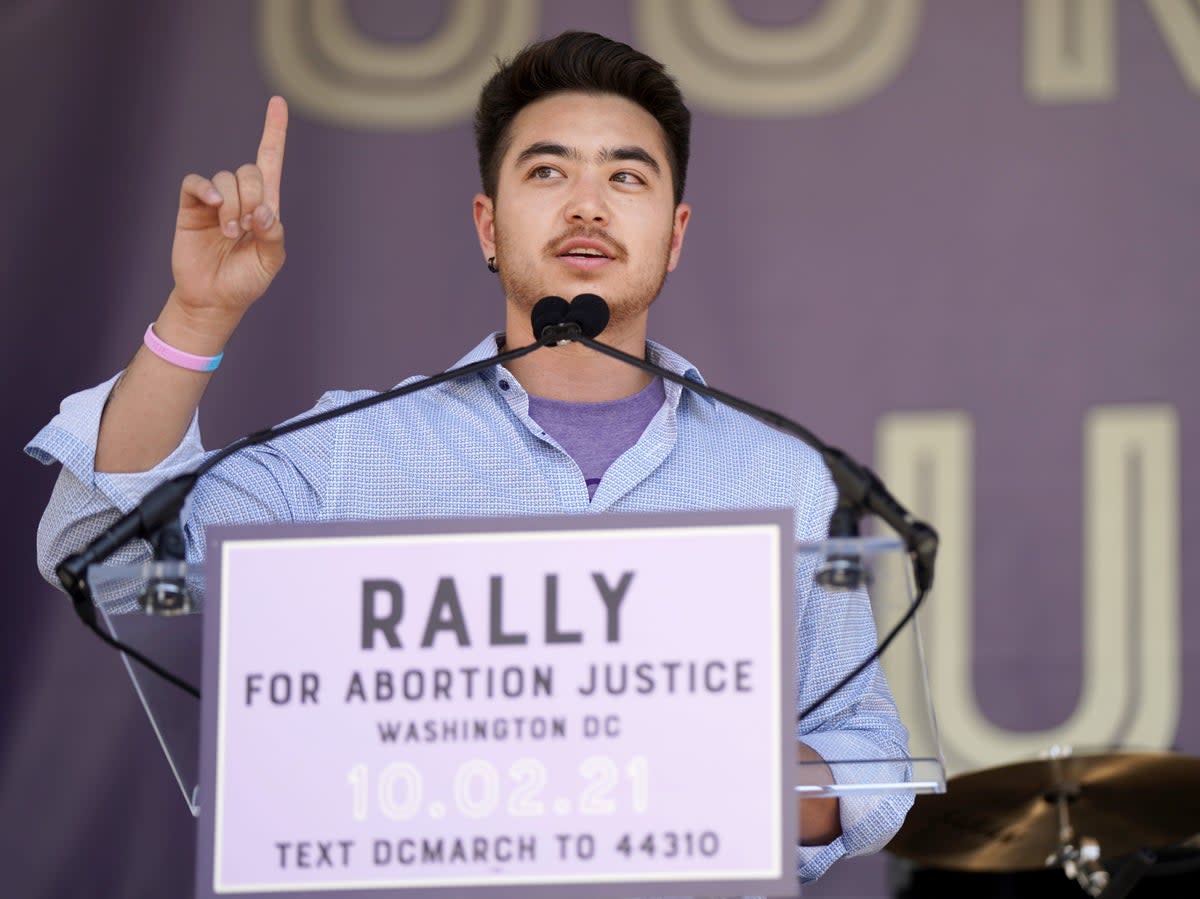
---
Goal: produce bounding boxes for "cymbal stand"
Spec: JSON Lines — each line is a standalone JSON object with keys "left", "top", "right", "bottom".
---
{"left": 1044, "top": 784, "right": 1109, "bottom": 897}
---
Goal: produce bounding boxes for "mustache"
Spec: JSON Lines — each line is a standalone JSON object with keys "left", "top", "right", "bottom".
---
{"left": 543, "top": 226, "right": 627, "bottom": 261}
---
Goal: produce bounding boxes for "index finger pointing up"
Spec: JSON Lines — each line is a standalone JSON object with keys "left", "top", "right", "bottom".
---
{"left": 257, "top": 95, "right": 288, "bottom": 216}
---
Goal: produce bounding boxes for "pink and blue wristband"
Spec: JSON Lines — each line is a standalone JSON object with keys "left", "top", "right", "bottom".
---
{"left": 143, "top": 323, "right": 224, "bottom": 372}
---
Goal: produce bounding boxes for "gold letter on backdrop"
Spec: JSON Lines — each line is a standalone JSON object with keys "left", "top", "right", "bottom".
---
{"left": 1146, "top": 0, "right": 1200, "bottom": 93}
{"left": 875, "top": 406, "right": 1179, "bottom": 776}
{"left": 258, "top": 0, "right": 538, "bottom": 129}
{"left": 257, "top": 1, "right": 1200, "bottom": 126}
{"left": 633, "top": 0, "right": 923, "bottom": 116}
{"left": 1025, "top": 0, "right": 1116, "bottom": 102}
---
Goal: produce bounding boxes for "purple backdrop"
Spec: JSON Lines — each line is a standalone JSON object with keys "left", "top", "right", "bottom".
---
{"left": 3, "top": 2, "right": 1197, "bottom": 897}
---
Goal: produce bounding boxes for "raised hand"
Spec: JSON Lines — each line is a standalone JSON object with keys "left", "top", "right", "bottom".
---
{"left": 95, "top": 97, "right": 290, "bottom": 473}
{"left": 170, "top": 96, "right": 288, "bottom": 322}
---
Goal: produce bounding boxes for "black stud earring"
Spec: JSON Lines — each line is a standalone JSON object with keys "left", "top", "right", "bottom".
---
{"left": 487, "top": 256, "right": 499, "bottom": 274}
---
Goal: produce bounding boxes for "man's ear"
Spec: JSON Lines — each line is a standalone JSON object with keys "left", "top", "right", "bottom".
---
{"left": 473, "top": 193, "right": 496, "bottom": 261}
{"left": 667, "top": 202, "right": 692, "bottom": 272}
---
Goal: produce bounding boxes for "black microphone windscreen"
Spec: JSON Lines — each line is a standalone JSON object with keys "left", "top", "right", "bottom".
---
{"left": 531, "top": 296, "right": 569, "bottom": 337}
{"left": 567, "top": 294, "right": 610, "bottom": 338}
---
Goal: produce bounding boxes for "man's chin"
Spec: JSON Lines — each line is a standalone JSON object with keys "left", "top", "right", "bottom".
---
{"left": 501, "top": 272, "right": 663, "bottom": 329}
{"left": 506, "top": 285, "right": 600, "bottom": 312}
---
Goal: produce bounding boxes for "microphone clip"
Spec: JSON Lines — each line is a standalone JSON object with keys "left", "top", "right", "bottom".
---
{"left": 139, "top": 517, "right": 195, "bottom": 616}
{"left": 539, "top": 321, "right": 583, "bottom": 346}
{"left": 814, "top": 502, "right": 872, "bottom": 592}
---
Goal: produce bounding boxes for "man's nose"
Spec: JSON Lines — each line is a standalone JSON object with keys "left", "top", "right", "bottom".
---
{"left": 565, "top": 175, "right": 609, "bottom": 225}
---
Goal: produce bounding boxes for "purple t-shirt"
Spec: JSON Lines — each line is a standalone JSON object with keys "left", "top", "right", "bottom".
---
{"left": 527, "top": 378, "right": 666, "bottom": 499}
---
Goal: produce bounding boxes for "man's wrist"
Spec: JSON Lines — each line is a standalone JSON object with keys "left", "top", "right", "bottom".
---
{"left": 156, "top": 291, "right": 243, "bottom": 357}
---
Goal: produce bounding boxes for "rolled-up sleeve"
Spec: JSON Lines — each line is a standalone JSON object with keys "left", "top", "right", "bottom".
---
{"left": 26, "top": 374, "right": 207, "bottom": 588}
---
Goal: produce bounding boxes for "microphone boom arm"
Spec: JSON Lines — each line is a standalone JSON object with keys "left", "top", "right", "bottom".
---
{"left": 54, "top": 337, "right": 551, "bottom": 614}
{"left": 570, "top": 333, "right": 939, "bottom": 591}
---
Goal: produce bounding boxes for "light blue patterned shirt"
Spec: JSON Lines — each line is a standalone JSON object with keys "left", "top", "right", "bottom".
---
{"left": 27, "top": 333, "right": 911, "bottom": 883}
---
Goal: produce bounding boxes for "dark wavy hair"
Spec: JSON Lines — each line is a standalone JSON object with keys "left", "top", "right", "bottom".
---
{"left": 474, "top": 31, "right": 691, "bottom": 205}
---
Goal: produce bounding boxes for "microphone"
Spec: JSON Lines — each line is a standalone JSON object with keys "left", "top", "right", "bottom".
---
{"left": 531, "top": 296, "right": 569, "bottom": 340}
{"left": 531, "top": 294, "right": 611, "bottom": 344}
{"left": 565, "top": 293, "right": 610, "bottom": 337}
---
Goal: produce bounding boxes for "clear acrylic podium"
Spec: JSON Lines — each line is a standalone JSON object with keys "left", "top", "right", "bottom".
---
{"left": 92, "top": 560, "right": 205, "bottom": 813}
{"left": 90, "top": 535, "right": 944, "bottom": 821}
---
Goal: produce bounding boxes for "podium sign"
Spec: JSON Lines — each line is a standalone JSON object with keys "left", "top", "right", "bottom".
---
{"left": 196, "top": 511, "right": 798, "bottom": 898}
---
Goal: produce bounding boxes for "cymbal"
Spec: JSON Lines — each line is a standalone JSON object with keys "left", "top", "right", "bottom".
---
{"left": 887, "top": 751, "right": 1200, "bottom": 871}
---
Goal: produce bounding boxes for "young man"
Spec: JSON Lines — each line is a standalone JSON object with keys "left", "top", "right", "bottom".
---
{"left": 30, "top": 32, "right": 909, "bottom": 882}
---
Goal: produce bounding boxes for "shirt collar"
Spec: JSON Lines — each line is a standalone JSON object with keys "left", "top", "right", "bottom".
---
{"left": 448, "top": 333, "right": 714, "bottom": 406}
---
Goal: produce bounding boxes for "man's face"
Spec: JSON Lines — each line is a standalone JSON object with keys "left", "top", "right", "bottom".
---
{"left": 474, "top": 92, "right": 691, "bottom": 334}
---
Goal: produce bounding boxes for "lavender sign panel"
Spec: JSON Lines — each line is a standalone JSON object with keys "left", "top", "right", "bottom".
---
{"left": 197, "top": 512, "right": 795, "bottom": 898}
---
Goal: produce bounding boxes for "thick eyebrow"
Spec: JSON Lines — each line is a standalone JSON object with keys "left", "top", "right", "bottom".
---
{"left": 513, "top": 141, "right": 662, "bottom": 176}
{"left": 513, "top": 142, "right": 580, "bottom": 167}
{"left": 599, "top": 145, "right": 661, "bottom": 175}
